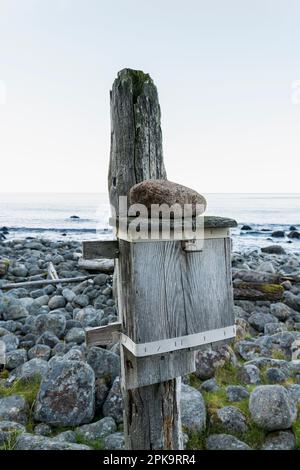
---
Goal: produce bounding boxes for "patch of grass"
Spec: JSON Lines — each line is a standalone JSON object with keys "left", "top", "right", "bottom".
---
{"left": 188, "top": 374, "right": 202, "bottom": 390}
{"left": 242, "top": 425, "right": 266, "bottom": 449}
{"left": 0, "top": 369, "right": 9, "bottom": 379}
{"left": 271, "top": 349, "right": 287, "bottom": 360}
{"left": 202, "top": 388, "right": 228, "bottom": 415}
{"left": 0, "top": 431, "right": 21, "bottom": 451}
{"left": 0, "top": 376, "right": 41, "bottom": 407}
{"left": 293, "top": 421, "right": 300, "bottom": 449}
{"left": 75, "top": 433, "right": 104, "bottom": 450}
{"left": 214, "top": 363, "right": 240, "bottom": 386}
{"left": 185, "top": 430, "right": 206, "bottom": 450}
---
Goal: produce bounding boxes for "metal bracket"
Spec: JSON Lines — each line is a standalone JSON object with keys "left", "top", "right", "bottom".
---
{"left": 121, "top": 325, "right": 236, "bottom": 358}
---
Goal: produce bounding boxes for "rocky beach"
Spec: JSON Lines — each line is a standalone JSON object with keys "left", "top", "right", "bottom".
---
{"left": 1, "top": 230, "right": 300, "bottom": 450}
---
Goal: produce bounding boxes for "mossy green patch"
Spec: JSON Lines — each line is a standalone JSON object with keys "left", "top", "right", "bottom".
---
{"left": 127, "top": 69, "right": 152, "bottom": 103}
{"left": 0, "top": 376, "right": 41, "bottom": 406}
{"left": 75, "top": 432, "right": 104, "bottom": 450}
{"left": 214, "top": 363, "right": 240, "bottom": 386}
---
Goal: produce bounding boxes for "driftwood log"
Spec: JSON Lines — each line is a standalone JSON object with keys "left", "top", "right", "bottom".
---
{"left": 108, "top": 69, "right": 185, "bottom": 450}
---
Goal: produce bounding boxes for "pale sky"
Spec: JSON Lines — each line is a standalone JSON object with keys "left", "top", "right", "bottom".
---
{"left": 1, "top": 0, "right": 300, "bottom": 193}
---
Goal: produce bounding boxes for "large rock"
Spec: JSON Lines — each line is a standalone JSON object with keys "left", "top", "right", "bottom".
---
{"left": 0, "top": 395, "right": 29, "bottom": 424}
{"left": 15, "top": 433, "right": 90, "bottom": 450}
{"left": 34, "top": 359, "right": 95, "bottom": 426}
{"left": 87, "top": 346, "right": 120, "bottom": 382}
{"left": 180, "top": 384, "right": 206, "bottom": 432}
{"left": 249, "top": 385, "right": 297, "bottom": 431}
{"left": 34, "top": 313, "right": 66, "bottom": 338}
{"left": 129, "top": 179, "right": 207, "bottom": 217}
{"left": 206, "top": 434, "right": 251, "bottom": 450}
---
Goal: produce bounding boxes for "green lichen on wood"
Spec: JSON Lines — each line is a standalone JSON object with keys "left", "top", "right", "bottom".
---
{"left": 120, "top": 68, "right": 153, "bottom": 103}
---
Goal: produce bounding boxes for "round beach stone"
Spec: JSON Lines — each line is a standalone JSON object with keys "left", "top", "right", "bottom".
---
{"left": 180, "top": 384, "right": 206, "bottom": 432}
{"left": 65, "top": 327, "right": 85, "bottom": 344}
{"left": 48, "top": 295, "right": 66, "bottom": 310}
{"left": 261, "top": 245, "right": 286, "bottom": 255}
{"left": 249, "top": 385, "right": 298, "bottom": 431}
{"left": 0, "top": 297, "right": 28, "bottom": 320}
{"left": 34, "top": 359, "right": 95, "bottom": 426}
{"left": 129, "top": 179, "right": 207, "bottom": 217}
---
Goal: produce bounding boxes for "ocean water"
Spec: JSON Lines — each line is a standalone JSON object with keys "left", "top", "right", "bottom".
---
{"left": 0, "top": 192, "right": 300, "bottom": 253}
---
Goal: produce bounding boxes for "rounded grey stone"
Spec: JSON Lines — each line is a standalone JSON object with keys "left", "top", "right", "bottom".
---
{"left": 104, "top": 432, "right": 125, "bottom": 450}
{"left": 206, "top": 434, "right": 251, "bottom": 450}
{"left": 34, "top": 359, "right": 95, "bottom": 426}
{"left": 249, "top": 385, "right": 298, "bottom": 431}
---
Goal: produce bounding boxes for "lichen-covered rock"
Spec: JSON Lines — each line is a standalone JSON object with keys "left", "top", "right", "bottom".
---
{"left": 87, "top": 346, "right": 120, "bottom": 382}
{"left": 129, "top": 179, "right": 207, "bottom": 217}
{"left": 0, "top": 297, "right": 28, "bottom": 320}
{"left": 226, "top": 385, "right": 250, "bottom": 402}
{"left": 104, "top": 432, "right": 125, "bottom": 450}
{"left": 0, "top": 395, "right": 29, "bottom": 424}
{"left": 48, "top": 295, "right": 66, "bottom": 311}
{"left": 13, "top": 358, "right": 49, "bottom": 381}
{"left": 206, "top": 434, "right": 251, "bottom": 450}
{"left": 195, "top": 345, "right": 237, "bottom": 380}
{"left": 34, "top": 313, "right": 66, "bottom": 338}
{"left": 180, "top": 384, "right": 206, "bottom": 432}
{"left": 34, "top": 359, "right": 95, "bottom": 426}
{"left": 15, "top": 433, "right": 91, "bottom": 450}
{"left": 248, "top": 312, "right": 278, "bottom": 332}
{"left": 5, "top": 349, "right": 27, "bottom": 370}
{"left": 214, "top": 406, "right": 248, "bottom": 434}
{"left": 76, "top": 417, "right": 117, "bottom": 441}
{"left": 102, "top": 377, "right": 123, "bottom": 424}
{"left": 249, "top": 385, "right": 297, "bottom": 431}
{"left": 261, "top": 431, "right": 296, "bottom": 450}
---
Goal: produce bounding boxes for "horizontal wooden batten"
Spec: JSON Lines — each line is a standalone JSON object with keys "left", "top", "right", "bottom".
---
{"left": 82, "top": 240, "right": 119, "bottom": 259}
{"left": 85, "top": 322, "right": 122, "bottom": 347}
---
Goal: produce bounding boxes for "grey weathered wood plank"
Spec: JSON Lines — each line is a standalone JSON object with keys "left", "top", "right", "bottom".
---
{"left": 85, "top": 322, "right": 122, "bottom": 347}
{"left": 78, "top": 258, "right": 114, "bottom": 273}
{"left": 82, "top": 240, "right": 119, "bottom": 260}
{"left": 109, "top": 68, "right": 183, "bottom": 450}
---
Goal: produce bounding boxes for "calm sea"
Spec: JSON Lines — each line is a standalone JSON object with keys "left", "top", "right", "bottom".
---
{"left": 0, "top": 193, "right": 300, "bottom": 252}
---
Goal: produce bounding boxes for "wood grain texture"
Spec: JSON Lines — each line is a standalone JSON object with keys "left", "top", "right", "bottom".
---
{"left": 108, "top": 69, "right": 166, "bottom": 215}
{"left": 109, "top": 68, "right": 183, "bottom": 450}
{"left": 85, "top": 322, "right": 122, "bottom": 347}
{"left": 82, "top": 240, "right": 119, "bottom": 260}
{"left": 78, "top": 258, "right": 114, "bottom": 273}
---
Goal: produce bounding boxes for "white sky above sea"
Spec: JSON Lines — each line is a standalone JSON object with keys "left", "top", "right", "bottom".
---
{"left": 1, "top": 0, "right": 300, "bottom": 193}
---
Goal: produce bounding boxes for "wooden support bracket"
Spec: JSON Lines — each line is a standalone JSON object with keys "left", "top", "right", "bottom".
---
{"left": 82, "top": 240, "right": 119, "bottom": 260}
{"left": 85, "top": 322, "right": 122, "bottom": 347}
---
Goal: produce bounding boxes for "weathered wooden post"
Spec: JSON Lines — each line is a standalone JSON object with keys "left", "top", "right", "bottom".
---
{"left": 84, "top": 68, "right": 237, "bottom": 450}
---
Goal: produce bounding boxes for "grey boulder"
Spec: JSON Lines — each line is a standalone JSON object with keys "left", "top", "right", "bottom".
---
{"left": 180, "top": 384, "right": 206, "bottom": 432}
{"left": 34, "top": 359, "right": 95, "bottom": 426}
